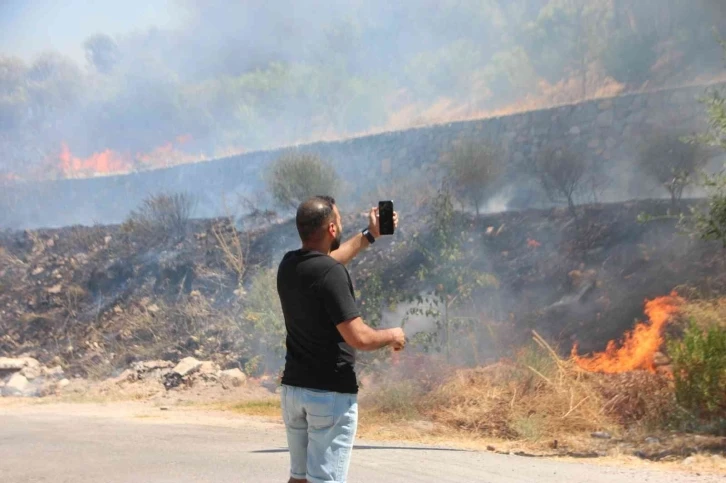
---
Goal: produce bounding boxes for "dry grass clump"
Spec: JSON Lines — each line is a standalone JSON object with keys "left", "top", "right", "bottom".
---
{"left": 679, "top": 297, "right": 726, "bottom": 330}
{"left": 122, "top": 192, "right": 196, "bottom": 246}
{"left": 361, "top": 332, "right": 620, "bottom": 443}
{"left": 359, "top": 352, "right": 452, "bottom": 423}
{"left": 594, "top": 371, "right": 676, "bottom": 428}
{"left": 425, "top": 332, "right": 614, "bottom": 442}
{"left": 423, "top": 362, "right": 520, "bottom": 438}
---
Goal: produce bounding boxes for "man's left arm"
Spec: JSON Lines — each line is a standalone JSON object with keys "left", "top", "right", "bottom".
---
{"left": 330, "top": 207, "right": 398, "bottom": 266}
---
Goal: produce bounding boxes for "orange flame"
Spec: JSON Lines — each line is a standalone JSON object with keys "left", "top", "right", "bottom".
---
{"left": 59, "top": 142, "right": 132, "bottom": 177}
{"left": 527, "top": 238, "right": 541, "bottom": 248}
{"left": 1, "top": 172, "right": 21, "bottom": 182}
{"left": 56, "top": 135, "right": 206, "bottom": 178}
{"left": 571, "top": 291, "right": 684, "bottom": 373}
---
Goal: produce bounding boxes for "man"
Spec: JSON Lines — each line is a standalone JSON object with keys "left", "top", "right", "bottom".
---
{"left": 276, "top": 195, "right": 405, "bottom": 483}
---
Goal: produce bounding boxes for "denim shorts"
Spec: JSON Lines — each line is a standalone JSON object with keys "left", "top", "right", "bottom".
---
{"left": 281, "top": 384, "right": 358, "bottom": 483}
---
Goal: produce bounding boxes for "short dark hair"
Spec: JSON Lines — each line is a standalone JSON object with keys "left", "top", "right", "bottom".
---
{"left": 296, "top": 195, "right": 336, "bottom": 242}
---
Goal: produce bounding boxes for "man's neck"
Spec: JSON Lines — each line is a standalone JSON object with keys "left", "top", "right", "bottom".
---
{"left": 301, "top": 242, "right": 330, "bottom": 255}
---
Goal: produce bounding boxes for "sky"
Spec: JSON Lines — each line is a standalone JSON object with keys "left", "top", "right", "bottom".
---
{"left": 0, "top": 0, "right": 185, "bottom": 62}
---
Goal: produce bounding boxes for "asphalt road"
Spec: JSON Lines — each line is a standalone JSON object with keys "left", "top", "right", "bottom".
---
{"left": 0, "top": 408, "right": 722, "bottom": 483}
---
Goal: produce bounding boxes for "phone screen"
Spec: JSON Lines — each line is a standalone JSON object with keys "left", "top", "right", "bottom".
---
{"left": 379, "top": 200, "right": 394, "bottom": 235}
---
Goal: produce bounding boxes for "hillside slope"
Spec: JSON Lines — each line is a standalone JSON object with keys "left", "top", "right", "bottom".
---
{"left": 0, "top": 199, "right": 724, "bottom": 375}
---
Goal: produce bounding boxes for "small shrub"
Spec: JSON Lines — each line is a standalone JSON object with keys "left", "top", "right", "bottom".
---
{"left": 692, "top": 172, "right": 726, "bottom": 247}
{"left": 668, "top": 321, "right": 726, "bottom": 423}
{"left": 244, "top": 355, "right": 264, "bottom": 378}
{"left": 266, "top": 150, "right": 338, "bottom": 209}
{"left": 527, "top": 145, "right": 587, "bottom": 218}
{"left": 442, "top": 138, "right": 504, "bottom": 216}
{"left": 242, "top": 268, "right": 286, "bottom": 374}
{"left": 212, "top": 218, "right": 248, "bottom": 284}
{"left": 638, "top": 133, "right": 708, "bottom": 211}
{"left": 510, "top": 414, "right": 546, "bottom": 442}
{"left": 122, "top": 192, "right": 196, "bottom": 245}
{"left": 362, "top": 380, "right": 422, "bottom": 420}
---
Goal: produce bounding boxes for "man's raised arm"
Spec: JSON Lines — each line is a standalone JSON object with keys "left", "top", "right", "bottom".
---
{"left": 330, "top": 207, "right": 398, "bottom": 265}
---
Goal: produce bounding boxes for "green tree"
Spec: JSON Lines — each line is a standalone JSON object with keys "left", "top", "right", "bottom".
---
{"left": 0, "top": 56, "right": 29, "bottom": 130}
{"left": 405, "top": 39, "right": 487, "bottom": 102}
{"left": 689, "top": 41, "right": 726, "bottom": 246}
{"left": 266, "top": 150, "right": 339, "bottom": 209}
{"left": 406, "top": 185, "right": 498, "bottom": 361}
{"left": 443, "top": 138, "right": 504, "bottom": 216}
{"left": 600, "top": 29, "right": 658, "bottom": 86}
{"left": 527, "top": 145, "right": 587, "bottom": 219}
{"left": 25, "top": 52, "right": 84, "bottom": 118}
{"left": 83, "top": 33, "right": 121, "bottom": 74}
{"left": 639, "top": 132, "right": 708, "bottom": 212}
{"left": 523, "top": 0, "right": 611, "bottom": 97}
{"left": 481, "top": 47, "right": 539, "bottom": 104}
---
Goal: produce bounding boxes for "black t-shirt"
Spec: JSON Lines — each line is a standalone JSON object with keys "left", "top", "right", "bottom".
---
{"left": 277, "top": 249, "right": 361, "bottom": 394}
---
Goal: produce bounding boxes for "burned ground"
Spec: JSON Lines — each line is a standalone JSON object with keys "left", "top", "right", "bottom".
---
{"left": 0, "top": 199, "right": 724, "bottom": 375}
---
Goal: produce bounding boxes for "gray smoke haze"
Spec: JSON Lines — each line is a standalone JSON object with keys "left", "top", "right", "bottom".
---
{"left": 2, "top": 0, "right": 726, "bottom": 184}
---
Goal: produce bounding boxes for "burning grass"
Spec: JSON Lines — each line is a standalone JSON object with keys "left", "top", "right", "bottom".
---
{"left": 571, "top": 292, "right": 684, "bottom": 373}
{"left": 360, "top": 332, "right": 622, "bottom": 447}
{"left": 425, "top": 333, "right": 616, "bottom": 442}
{"left": 360, "top": 291, "right": 726, "bottom": 453}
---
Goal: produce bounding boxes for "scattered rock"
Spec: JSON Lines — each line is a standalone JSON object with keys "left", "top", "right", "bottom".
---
{"left": 43, "top": 366, "right": 65, "bottom": 378}
{"left": 199, "top": 361, "right": 219, "bottom": 375}
{"left": 220, "top": 368, "right": 247, "bottom": 387}
{"left": 20, "top": 365, "right": 42, "bottom": 380}
{"left": 2, "top": 373, "right": 32, "bottom": 397}
{"left": 113, "top": 369, "right": 137, "bottom": 384}
{"left": 163, "top": 373, "right": 183, "bottom": 390}
{"left": 591, "top": 431, "right": 612, "bottom": 440}
{"left": 486, "top": 445, "right": 495, "bottom": 452}
{"left": 645, "top": 437, "right": 660, "bottom": 444}
{"left": 137, "top": 360, "right": 174, "bottom": 372}
{"left": 0, "top": 357, "right": 26, "bottom": 371}
{"left": 57, "top": 378, "right": 70, "bottom": 389}
{"left": 46, "top": 284, "right": 62, "bottom": 294}
{"left": 31, "top": 266, "right": 45, "bottom": 276}
{"left": 172, "top": 357, "right": 202, "bottom": 377}
{"left": 682, "top": 456, "right": 696, "bottom": 466}
{"left": 146, "top": 304, "right": 160, "bottom": 314}
{"left": 162, "top": 357, "right": 204, "bottom": 390}
{"left": 19, "top": 358, "right": 42, "bottom": 380}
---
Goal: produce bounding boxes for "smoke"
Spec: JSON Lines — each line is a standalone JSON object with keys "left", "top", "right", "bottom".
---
{"left": 2, "top": 0, "right": 726, "bottom": 183}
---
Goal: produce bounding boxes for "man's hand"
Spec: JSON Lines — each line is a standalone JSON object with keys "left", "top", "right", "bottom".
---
{"left": 367, "top": 207, "right": 399, "bottom": 239}
{"left": 389, "top": 327, "right": 406, "bottom": 351}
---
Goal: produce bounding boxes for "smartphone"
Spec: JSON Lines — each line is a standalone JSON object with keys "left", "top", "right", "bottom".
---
{"left": 378, "top": 200, "right": 394, "bottom": 235}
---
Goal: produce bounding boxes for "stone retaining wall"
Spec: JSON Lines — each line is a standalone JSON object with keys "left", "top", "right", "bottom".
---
{"left": 1, "top": 82, "right": 721, "bottom": 230}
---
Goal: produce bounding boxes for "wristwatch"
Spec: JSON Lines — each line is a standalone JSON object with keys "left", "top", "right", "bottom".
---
{"left": 361, "top": 228, "right": 375, "bottom": 244}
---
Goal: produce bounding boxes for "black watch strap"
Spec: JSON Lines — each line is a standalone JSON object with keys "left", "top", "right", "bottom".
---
{"left": 362, "top": 228, "right": 375, "bottom": 244}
